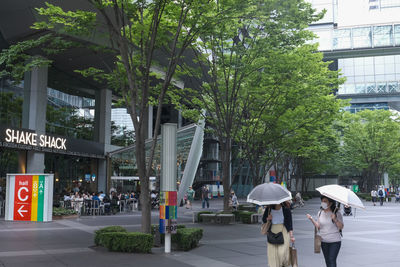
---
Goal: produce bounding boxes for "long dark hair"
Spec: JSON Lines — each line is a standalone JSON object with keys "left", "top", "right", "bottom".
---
{"left": 320, "top": 196, "right": 340, "bottom": 213}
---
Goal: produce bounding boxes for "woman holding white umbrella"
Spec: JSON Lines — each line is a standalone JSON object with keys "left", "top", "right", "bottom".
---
{"left": 306, "top": 196, "right": 344, "bottom": 267}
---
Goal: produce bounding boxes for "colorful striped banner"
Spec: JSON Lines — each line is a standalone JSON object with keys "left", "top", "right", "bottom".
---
{"left": 13, "top": 175, "right": 46, "bottom": 221}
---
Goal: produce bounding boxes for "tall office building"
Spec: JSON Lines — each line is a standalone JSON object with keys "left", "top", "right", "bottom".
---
{"left": 308, "top": 0, "right": 400, "bottom": 112}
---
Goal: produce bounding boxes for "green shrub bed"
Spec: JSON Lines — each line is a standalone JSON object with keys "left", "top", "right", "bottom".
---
{"left": 232, "top": 210, "right": 241, "bottom": 221}
{"left": 151, "top": 224, "right": 186, "bottom": 244}
{"left": 239, "top": 211, "right": 254, "bottom": 224}
{"left": 94, "top": 226, "right": 127, "bottom": 246}
{"left": 172, "top": 228, "right": 203, "bottom": 251}
{"left": 53, "top": 207, "right": 77, "bottom": 216}
{"left": 101, "top": 232, "right": 153, "bottom": 253}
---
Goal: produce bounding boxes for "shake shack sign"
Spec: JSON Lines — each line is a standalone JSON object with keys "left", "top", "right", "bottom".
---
{"left": 0, "top": 126, "right": 104, "bottom": 158}
{"left": 5, "top": 129, "right": 67, "bottom": 150}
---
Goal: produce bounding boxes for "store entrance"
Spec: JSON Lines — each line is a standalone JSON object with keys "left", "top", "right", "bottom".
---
{"left": 45, "top": 153, "right": 98, "bottom": 199}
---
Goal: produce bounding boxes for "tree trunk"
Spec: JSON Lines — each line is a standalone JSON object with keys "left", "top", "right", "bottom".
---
{"left": 220, "top": 138, "right": 232, "bottom": 211}
{"left": 136, "top": 134, "right": 151, "bottom": 233}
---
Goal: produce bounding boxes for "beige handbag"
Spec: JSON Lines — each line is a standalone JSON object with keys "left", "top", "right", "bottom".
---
{"left": 260, "top": 207, "right": 271, "bottom": 235}
{"left": 314, "top": 227, "right": 321, "bottom": 253}
{"left": 261, "top": 220, "right": 270, "bottom": 235}
{"left": 290, "top": 243, "right": 298, "bottom": 267}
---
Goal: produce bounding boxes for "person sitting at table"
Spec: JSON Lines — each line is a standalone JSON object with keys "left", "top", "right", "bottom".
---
{"left": 103, "top": 194, "right": 111, "bottom": 214}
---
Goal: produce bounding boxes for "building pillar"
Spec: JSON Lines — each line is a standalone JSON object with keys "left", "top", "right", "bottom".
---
{"left": 20, "top": 65, "right": 48, "bottom": 173}
{"left": 94, "top": 88, "right": 112, "bottom": 193}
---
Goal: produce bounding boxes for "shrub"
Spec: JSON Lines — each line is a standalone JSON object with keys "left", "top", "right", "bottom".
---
{"left": 52, "top": 207, "right": 77, "bottom": 216}
{"left": 232, "top": 210, "right": 241, "bottom": 221}
{"left": 172, "top": 228, "right": 203, "bottom": 251}
{"left": 94, "top": 226, "right": 127, "bottom": 246}
{"left": 151, "top": 224, "right": 186, "bottom": 245}
{"left": 238, "top": 204, "right": 256, "bottom": 212}
{"left": 365, "top": 196, "right": 372, "bottom": 201}
{"left": 197, "top": 211, "right": 214, "bottom": 222}
{"left": 101, "top": 232, "right": 153, "bottom": 253}
{"left": 239, "top": 211, "right": 254, "bottom": 224}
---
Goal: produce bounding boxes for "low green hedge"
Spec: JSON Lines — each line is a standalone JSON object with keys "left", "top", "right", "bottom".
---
{"left": 197, "top": 211, "right": 214, "bottom": 222}
{"left": 101, "top": 232, "right": 153, "bottom": 253}
{"left": 52, "top": 207, "right": 77, "bottom": 216}
{"left": 238, "top": 204, "right": 256, "bottom": 212}
{"left": 94, "top": 226, "right": 127, "bottom": 246}
{"left": 239, "top": 211, "right": 254, "bottom": 224}
{"left": 172, "top": 228, "right": 203, "bottom": 251}
{"left": 151, "top": 224, "right": 186, "bottom": 244}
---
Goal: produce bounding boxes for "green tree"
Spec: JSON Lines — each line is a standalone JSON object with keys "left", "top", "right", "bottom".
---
{"left": 172, "top": 0, "right": 327, "bottom": 210}
{"left": 237, "top": 45, "right": 343, "bottom": 190}
{"left": 0, "top": 0, "right": 219, "bottom": 233}
{"left": 339, "top": 109, "right": 400, "bottom": 191}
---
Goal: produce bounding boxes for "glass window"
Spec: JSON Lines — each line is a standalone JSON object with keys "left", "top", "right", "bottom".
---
{"left": 395, "top": 25, "right": 400, "bottom": 45}
{"left": 375, "top": 64, "right": 385, "bottom": 75}
{"left": 376, "top": 74, "right": 385, "bottom": 81}
{"left": 346, "top": 76, "right": 355, "bottom": 83}
{"left": 365, "top": 64, "right": 374, "bottom": 75}
{"left": 352, "top": 27, "right": 372, "bottom": 48}
{"left": 385, "top": 73, "right": 396, "bottom": 80}
{"left": 354, "top": 65, "right": 365, "bottom": 76}
{"left": 373, "top": 25, "right": 393, "bottom": 47}
{"left": 377, "top": 83, "right": 387, "bottom": 93}
{"left": 355, "top": 76, "right": 365, "bottom": 83}
{"left": 388, "top": 82, "right": 399, "bottom": 92}
{"left": 333, "top": 29, "right": 351, "bottom": 49}
{"left": 366, "top": 83, "right": 376, "bottom": 93}
{"left": 346, "top": 84, "right": 356, "bottom": 94}
{"left": 385, "top": 64, "right": 395, "bottom": 73}
{"left": 356, "top": 84, "right": 366, "bottom": 94}
{"left": 380, "top": 0, "right": 400, "bottom": 8}
{"left": 338, "top": 85, "right": 346, "bottom": 94}
{"left": 365, "top": 75, "right": 375, "bottom": 82}
{"left": 314, "top": 29, "right": 332, "bottom": 51}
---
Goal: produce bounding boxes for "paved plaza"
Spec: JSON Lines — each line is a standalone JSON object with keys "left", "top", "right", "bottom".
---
{"left": 0, "top": 198, "right": 399, "bottom": 267}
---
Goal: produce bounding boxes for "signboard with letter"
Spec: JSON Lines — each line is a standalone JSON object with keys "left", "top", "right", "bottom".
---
{"left": 0, "top": 125, "right": 104, "bottom": 158}
{"left": 5, "top": 174, "right": 54, "bottom": 222}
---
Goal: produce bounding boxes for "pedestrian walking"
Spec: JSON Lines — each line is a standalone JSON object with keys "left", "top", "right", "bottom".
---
{"left": 371, "top": 189, "right": 377, "bottom": 206}
{"left": 306, "top": 196, "right": 344, "bottom": 267}
{"left": 262, "top": 201, "right": 295, "bottom": 267}
{"left": 378, "top": 186, "right": 385, "bottom": 206}
{"left": 201, "top": 185, "right": 210, "bottom": 208}
{"left": 186, "top": 186, "right": 195, "bottom": 209}
{"left": 230, "top": 191, "right": 239, "bottom": 210}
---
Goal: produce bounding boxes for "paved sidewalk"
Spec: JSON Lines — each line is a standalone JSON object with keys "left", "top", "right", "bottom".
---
{"left": 1, "top": 197, "right": 400, "bottom": 266}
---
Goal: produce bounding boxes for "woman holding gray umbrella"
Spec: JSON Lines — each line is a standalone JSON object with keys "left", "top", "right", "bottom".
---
{"left": 247, "top": 182, "right": 295, "bottom": 267}
{"left": 262, "top": 202, "right": 295, "bottom": 267}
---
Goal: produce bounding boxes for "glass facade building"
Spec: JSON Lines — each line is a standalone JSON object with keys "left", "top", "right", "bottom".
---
{"left": 309, "top": 0, "right": 400, "bottom": 112}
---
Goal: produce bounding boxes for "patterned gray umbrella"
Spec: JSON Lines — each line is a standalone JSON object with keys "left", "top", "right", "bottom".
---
{"left": 247, "top": 182, "right": 292, "bottom": 205}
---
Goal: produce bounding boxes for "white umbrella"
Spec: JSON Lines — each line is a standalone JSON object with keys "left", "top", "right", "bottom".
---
{"left": 247, "top": 183, "right": 292, "bottom": 206}
{"left": 316, "top": 184, "right": 365, "bottom": 210}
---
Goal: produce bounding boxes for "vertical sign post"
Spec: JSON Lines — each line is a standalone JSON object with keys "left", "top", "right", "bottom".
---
{"left": 160, "top": 123, "right": 177, "bottom": 253}
{"left": 5, "top": 174, "right": 54, "bottom": 222}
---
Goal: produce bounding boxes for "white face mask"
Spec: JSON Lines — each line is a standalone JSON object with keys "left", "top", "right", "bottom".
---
{"left": 321, "top": 202, "right": 329, "bottom": 210}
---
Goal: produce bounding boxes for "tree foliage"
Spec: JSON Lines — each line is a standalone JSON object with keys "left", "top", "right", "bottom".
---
{"left": 169, "top": 0, "right": 343, "bottom": 208}
{"left": 0, "top": 0, "right": 220, "bottom": 233}
{"left": 338, "top": 109, "right": 400, "bottom": 190}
